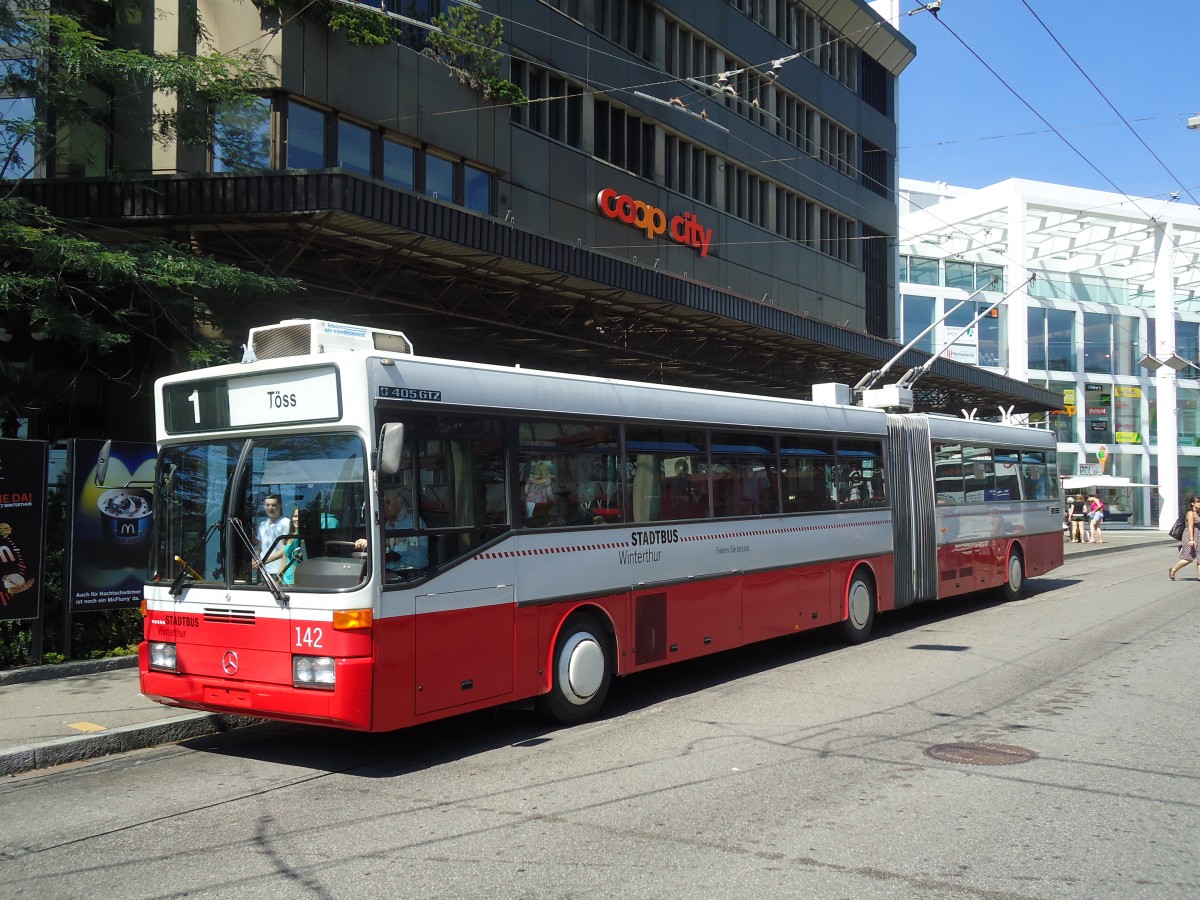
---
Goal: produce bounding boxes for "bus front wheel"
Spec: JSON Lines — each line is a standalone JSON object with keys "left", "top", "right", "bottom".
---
{"left": 537, "top": 613, "right": 612, "bottom": 725}
{"left": 839, "top": 570, "right": 876, "bottom": 644}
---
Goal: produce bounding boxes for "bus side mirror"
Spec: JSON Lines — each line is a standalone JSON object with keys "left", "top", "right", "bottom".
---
{"left": 379, "top": 423, "right": 405, "bottom": 476}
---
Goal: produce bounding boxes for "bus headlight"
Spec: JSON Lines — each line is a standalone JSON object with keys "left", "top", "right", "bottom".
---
{"left": 149, "top": 642, "right": 177, "bottom": 672}
{"left": 293, "top": 655, "right": 336, "bottom": 689}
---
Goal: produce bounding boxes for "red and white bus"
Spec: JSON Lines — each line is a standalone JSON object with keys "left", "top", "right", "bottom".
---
{"left": 140, "top": 319, "right": 1064, "bottom": 730}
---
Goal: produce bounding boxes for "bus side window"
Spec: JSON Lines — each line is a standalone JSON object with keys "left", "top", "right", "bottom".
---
{"left": 994, "top": 449, "right": 1022, "bottom": 500}
{"left": 781, "top": 435, "right": 835, "bottom": 513}
{"left": 518, "top": 420, "right": 620, "bottom": 528}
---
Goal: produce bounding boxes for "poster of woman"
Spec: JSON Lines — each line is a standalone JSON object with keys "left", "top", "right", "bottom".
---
{"left": 0, "top": 438, "right": 47, "bottom": 622}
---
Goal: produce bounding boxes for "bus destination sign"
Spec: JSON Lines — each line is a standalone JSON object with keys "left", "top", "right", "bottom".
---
{"left": 163, "top": 366, "right": 342, "bottom": 434}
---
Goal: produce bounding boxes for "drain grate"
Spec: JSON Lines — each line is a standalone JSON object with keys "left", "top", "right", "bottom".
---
{"left": 924, "top": 742, "right": 1038, "bottom": 766}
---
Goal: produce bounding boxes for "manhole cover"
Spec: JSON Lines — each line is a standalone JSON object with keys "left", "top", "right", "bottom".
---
{"left": 924, "top": 742, "right": 1038, "bottom": 766}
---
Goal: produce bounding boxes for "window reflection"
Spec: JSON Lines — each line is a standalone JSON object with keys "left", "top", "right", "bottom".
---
{"left": 1083, "top": 312, "right": 1112, "bottom": 375}
{"left": 337, "top": 119, "right": 372, "bottom": 176}
{"left": 464, "top": 163, "right": 491, "bottom": 213}
{"left": 287, "top": 101, "right": 326, "bottom": 169}
{"left": 902, "top": 294, "right": 935, "bottom": 354}
{"left": 213, "top": 97, "right": 271, "bottom": 173}
{"left": 425, "top": 154, "right": 454, "bottom": 201}
{"left": 383, "top": 139, "right": 415, "bottom": 190}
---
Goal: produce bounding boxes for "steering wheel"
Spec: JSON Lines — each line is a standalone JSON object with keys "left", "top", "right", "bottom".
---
{"left": 324, "top": 540, "right": 366, "bottom": 559}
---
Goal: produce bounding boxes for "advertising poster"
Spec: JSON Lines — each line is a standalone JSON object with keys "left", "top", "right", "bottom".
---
{"left": 940, "top": 323, "right": 979, "bottom": 365}
{"left": 0, "top": 439, "right": 47, "bottom": 622}
{"left": 68, "top": 439, "right": 156, "bottom": 612}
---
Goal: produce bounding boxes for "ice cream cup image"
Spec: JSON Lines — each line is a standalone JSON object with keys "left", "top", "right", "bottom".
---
{"left": 97, "top": 488, "right": 154, "bottom": 547}
{"left": 2, "top": 572, "right": 32, "bottom": 594}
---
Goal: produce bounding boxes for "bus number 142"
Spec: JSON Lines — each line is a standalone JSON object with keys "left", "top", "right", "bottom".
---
{"left": 295, "top": 627, "right": 324, "bottom": 649}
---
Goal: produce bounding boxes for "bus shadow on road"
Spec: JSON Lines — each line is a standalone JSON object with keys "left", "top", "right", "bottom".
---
{"left": 182, "top": 579, "right": 1083, "bottom": 777}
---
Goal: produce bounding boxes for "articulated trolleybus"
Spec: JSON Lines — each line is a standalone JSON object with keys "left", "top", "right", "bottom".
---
{"left": 141, "top": 319, "right": 1064, "bottom": 731}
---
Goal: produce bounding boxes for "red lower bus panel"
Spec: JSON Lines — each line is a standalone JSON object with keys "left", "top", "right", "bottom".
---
{"left": 1020, "top": 531, "right": 1064, "bottom": 578}
{"left": 934, "top": 533, "right": 1064, "bottom": 600}
{"left": 742, "top": 567, "right": 834, "bottom": 643}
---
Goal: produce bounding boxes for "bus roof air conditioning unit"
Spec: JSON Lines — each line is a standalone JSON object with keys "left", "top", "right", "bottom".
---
{"left": 248, "top": 319, "right": 414, "bottom": 360}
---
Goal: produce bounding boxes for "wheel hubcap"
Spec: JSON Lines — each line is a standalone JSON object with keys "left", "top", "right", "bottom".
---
{"left": 560, "top": 633, "right": 604, "bottom": 705}
{"left": 848, "top": 581, "right": 871, "bottom": 629}
{"left": 1009, "top": 556, "right": 1022, "bottom": 591}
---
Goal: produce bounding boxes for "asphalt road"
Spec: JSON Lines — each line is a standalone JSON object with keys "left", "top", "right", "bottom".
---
{"left": 1, "top": 543, "right": 1196, "bottom": 899}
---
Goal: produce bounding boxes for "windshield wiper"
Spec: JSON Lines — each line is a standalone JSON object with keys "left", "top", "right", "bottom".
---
{"left": 169, "top": 518, "right": 222, "bottom": 597}
{"left": 230, "top": 518, "right": 289, "bottom": 605}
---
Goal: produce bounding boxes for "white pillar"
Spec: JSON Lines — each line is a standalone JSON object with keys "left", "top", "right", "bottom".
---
{"left": 1154, "top": 222, "right": 1178, "bottom": 531}
{"left": 1006, "top": 192, "right": 1030, "bottom": 383}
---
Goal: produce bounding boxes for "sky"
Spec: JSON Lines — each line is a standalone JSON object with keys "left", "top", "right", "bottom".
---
{"left": 895, "top": 0, "right": 1200, "bottom": 203}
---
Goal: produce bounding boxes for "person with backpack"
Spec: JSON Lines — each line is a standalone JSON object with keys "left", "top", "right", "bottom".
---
{"left": 1087, "top": 494, "right": 1105, "bottom": 544}
{"left": 1169, "top": 496, "right": 1200, "bottom": 580}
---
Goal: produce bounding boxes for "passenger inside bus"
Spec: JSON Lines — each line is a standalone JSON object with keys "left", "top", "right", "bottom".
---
{"left": 524, "top": 459, "right": 555, "bottom": 520}
{"left": 276, "top": 507, "right": 304, "bottom": 586}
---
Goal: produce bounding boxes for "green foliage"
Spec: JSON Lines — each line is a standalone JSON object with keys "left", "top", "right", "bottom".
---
{"left": 426, "top": 5, "right": 504, "bottom": 83}
{"left": 252, "top": 0, "right": 406, "bottom": 46}
{"left": 483, "top": 75, "right": 528, "bottom": 108}
{"left": 0, "top": 198, "right": 300, "bottom": 361}
{"left": 426, "top": 5, "right": 527, "bottom": 105}
{"left": 249, "top": 0, "right": 527, "bottom": 105}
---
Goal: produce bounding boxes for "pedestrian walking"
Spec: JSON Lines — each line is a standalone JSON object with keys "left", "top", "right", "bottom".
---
{"left": 1087, "top": 494, "right": 1105, "bottom": 544}
{"left": 1169, "top": 496, "right": 1200, "bottom": 581}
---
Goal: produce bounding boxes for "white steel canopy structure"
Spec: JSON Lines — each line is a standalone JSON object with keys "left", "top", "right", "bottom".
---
{"left": 900, "top": 178, "right": 1200, "bottom": 309}
{"left": 899, "top": 177, "right": 1200, "bottom": 532}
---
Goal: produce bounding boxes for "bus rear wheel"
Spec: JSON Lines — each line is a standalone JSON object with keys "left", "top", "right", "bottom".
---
{"left": 536, "top": 613, "right": 612, "bottom": 725}
{"left": 839, "top": 569, "right": 876, "bottom": 644}
{"left": 1000, "top": 547, "right": 1025, "bottom": 601}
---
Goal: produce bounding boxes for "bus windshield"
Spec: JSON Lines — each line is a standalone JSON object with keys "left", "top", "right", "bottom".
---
{"left": 156, "top": 432, "right": 368, "bottom": 592}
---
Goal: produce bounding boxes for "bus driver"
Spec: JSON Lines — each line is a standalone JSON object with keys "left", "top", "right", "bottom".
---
{"left": 355, "top": 488, "right": 428, "bottom": 579}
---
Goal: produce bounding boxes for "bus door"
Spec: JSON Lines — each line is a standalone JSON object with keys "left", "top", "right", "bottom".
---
{"left": 379, "top": 417, "right": 514, "bottom": 715}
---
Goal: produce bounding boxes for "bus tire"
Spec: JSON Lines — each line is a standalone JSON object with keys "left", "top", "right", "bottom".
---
{"left": 839, "top": 569, "right": 876, "bottom": 644}
{"left": 1000, "top": 547, "right": 1025, "bottom": 601}
{"left": 537, "top": 613, "right": 612, "bottom": 725}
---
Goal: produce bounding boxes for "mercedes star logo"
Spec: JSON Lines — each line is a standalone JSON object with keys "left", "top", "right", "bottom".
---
{"left": 222, "top": 650, "right": 239, "bottom": 675}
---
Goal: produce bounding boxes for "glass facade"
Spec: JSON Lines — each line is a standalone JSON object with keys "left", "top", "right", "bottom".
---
{"left": 213, "top": 97, "right": 271, "bottom": 173}
{"left": 901, "top": 295, "right": 935, "bottom": 353}
{"left": 217, "top": 96, "right": 493, "bottom": 215}
{"left": 464, "top": 163, "right": 491, "bottom": 213}
{"left": 286, "top": 101, "right": 326, "bottom": 169}
{"left": 382, "top": 139, "right": 415, "bottom": 190}
{"left": 337, "top": 119, "right": 372, "bottom": 177}
{"left": 425, "top": 154, "right": 454, "bottom": 201}
{"left": 1028, "top": 307, "right": 1076, "bottom": 371}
